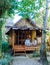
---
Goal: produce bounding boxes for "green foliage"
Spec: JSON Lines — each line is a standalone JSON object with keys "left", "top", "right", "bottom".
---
{"left": 0, "top": 54, "right": 12, "bottom": 65}
{"left": 32, "top": 51, "right": 40, "bottom": 57}
{"left": 16, "top": 0, "right": 46, "bottom": 18}
{"left": 2, "top": 41, "right": 9, "bottom": 52}
{"left": 0, "top": 0, "right": 17, "bottom": 17}
{"left": 46, "top": 31, "right": 50, "bottom": 36}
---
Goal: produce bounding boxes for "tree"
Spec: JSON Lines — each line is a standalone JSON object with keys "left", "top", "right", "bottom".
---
{"left": 40, "top": 0, "right": 49, "bottom": 65}
{"left": 0, "top": 22, "right": 3, "bottom": 57}
{"left": 17, "top": 0, "right": 45, "bottom": 18}
{"left": 0, "top": 0, "right": 17, "bottom": 17}
{"left": 0, "top": 0, "right": 17, "bottom": 57}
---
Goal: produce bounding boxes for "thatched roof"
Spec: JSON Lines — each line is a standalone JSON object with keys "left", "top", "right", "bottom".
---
{"left": 5, "top": 18, "right": 40, "bottom": 34}
{"left": 12, "top": 18, "right": 39, "bottom": 30}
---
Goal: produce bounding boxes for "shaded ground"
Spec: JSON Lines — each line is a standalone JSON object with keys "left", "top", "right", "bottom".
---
{"left": 12, "top": 52, "right": 50, "bottom": 65}
{"left": 12, "top": 56, "right": 42, "bottom": 65}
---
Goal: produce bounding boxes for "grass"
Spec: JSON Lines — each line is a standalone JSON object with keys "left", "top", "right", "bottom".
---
{"left": 26, "top": 51, "right": 40, "bottom": 59}
{"left": 32, "top": 51, "right": 40, "bottom": 57}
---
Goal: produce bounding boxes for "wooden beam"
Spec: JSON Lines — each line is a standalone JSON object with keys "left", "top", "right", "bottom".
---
{"left": 12, "top": 30, "right": 15, "bottom": 49}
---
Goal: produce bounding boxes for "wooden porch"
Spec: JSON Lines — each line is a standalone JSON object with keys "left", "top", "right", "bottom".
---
{"left": 12, "top": 45, "right": 40, "bottom": 55}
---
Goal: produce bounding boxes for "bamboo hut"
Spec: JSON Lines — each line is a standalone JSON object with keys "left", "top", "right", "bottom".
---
{"left": 5, "top": 18, "right": 42, "bottom": 55}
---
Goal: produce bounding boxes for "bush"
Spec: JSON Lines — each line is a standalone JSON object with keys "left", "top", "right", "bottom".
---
{"left": 2, "top": 41, "right": 9, "bottom": 52}
{"left": 2, "top": 41, "right": 13, "bottom": 55}
{"left": 32, "top": 51, "right": 40, "bottom": 57}
{"left": 0, "top": 54, "right": 12, "bottom": 65}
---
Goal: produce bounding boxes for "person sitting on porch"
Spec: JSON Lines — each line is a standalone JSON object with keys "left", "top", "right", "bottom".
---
{"left": 25, "top": 35, "right": 32, "bottom": 46}
{"left": 32, "top": 38, "right": 38, "bottom": 46}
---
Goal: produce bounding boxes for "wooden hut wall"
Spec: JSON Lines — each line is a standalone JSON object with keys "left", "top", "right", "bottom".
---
{"left": 12, "top": 30, "right": 16, "bottom": 49}
{"left": 8, "top": 29, "right": 16, "bottom": 46}
{"left": 8, "top": 31, "right": 12, "bottom": 45}
{"left": 12, "top": 30, "right": 16, "bottom": 45}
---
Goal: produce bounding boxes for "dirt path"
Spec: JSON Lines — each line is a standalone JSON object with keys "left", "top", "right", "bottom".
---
{"left": 12, "top": 56, "right": 42, "bottom": 65}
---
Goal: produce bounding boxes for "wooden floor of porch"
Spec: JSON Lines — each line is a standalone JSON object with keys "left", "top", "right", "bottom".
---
{"left": 12, "top": 45, "right": 40, "bottom": 55}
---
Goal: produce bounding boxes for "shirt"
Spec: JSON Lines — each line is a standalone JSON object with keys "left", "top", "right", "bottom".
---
{"left": 25, "top": 39, "right": 31, "bottom": 46}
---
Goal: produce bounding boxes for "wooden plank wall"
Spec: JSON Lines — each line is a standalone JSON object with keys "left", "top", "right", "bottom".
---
{"left": 8, "top": 31, "right": 12, "bottom": 45}
{"left": 12, "top": 30, "right": 16, "bottom": 49}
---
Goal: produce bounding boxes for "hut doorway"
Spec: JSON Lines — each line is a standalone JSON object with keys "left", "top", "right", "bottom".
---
{"left": 15, "top": 30, "right": 32, "bottom": 45}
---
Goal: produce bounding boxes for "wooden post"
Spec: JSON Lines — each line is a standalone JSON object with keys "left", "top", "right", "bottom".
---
{"left": 32, "top": 30, "right": 36, "bottom": 40}
{"left": 18, "top": 30, "right": 19, "bottom": 44}
{"left": 12, "top": 30, "right": 16, "bottom": 55}
{"left": 12, "top": 30, "right": 15, "bottom": 49}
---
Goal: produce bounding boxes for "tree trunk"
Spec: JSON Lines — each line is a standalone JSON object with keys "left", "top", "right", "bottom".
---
{"left": 40, "top": 0, "right": 49, "bottom": 65}
{"left": 40, "top": 30, "right": 48, "bottom": 65}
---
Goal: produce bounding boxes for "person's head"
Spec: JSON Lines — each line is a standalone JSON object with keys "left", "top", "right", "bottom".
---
{"left": 28, "top": 35, "right": 31, "bottom": 39}
{"left": 27, "top": 35, "right": 31, "bottom": 39}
